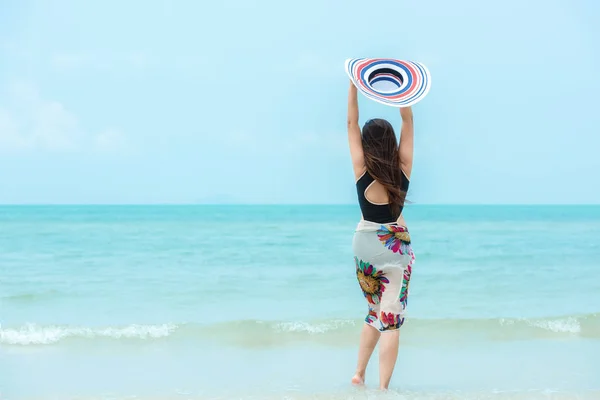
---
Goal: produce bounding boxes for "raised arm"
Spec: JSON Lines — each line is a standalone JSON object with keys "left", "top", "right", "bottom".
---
{"left": 398, "top": 106, "right": 414, "bottom": 179}
{"left": 347, "top": 81, "right": 365, "bottom": 179}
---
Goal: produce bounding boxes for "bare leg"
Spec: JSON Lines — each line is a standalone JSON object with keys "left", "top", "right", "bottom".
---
{"left": 378, "top": 330, "right": 400, "bottom": 390}
{"left": 352, "top": 323, "right": 381, "bottom": 385}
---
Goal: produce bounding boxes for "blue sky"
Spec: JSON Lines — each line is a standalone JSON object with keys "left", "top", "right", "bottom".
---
{"left": 0, "top": 0, "right": 598, "bottom": 204}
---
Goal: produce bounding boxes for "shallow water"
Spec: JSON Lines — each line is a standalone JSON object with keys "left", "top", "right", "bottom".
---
{"left": 1, "top": 205, "right": 599, "bottom": 399}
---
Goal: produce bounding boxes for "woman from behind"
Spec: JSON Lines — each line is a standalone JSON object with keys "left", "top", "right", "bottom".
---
{"left": 346, "top": 80, "right": 416, "bottom": 390}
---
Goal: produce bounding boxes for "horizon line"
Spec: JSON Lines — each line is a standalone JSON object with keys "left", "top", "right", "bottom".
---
{"left": 1, "top": 203, "right": 599, "bottom": 207}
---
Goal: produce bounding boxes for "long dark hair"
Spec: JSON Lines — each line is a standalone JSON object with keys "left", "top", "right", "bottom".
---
{"left": 361, "top": 118, "right": 406, "bottom": 216}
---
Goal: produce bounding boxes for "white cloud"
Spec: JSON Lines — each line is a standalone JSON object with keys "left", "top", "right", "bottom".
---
{"left": 0, "top": 40, "right": 31, "bottom": 59}
{"left": 0, "top": 81, "right": 126, "bottom": 153}
{"left": 221, "top": 129, "right": 345, "bottom": 156}
{"left": 127, "top": 52, "right": 150, "bottom": 69}
{"left": 94, "top": 128, "right": 127, "bottom": 153}
{"left": 50, "top": 51, "right": 152, "bottom": 72}
{"left": 51, "top": 53, "right": 93, "bottom": 70}
{"left": 33, "top": 99, "right": 79, "bottom": 151}
{"left": 0, "top": 108, "right": 29, "bottom": 149}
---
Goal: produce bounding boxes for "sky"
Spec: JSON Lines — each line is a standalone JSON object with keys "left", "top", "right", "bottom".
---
{"left": 0, "top": 0, "right": 599, "bottom": 205}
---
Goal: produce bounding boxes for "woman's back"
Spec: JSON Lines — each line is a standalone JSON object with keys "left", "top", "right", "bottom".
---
{"left": 355, "top": 169, "right": 410, "bottom": 225}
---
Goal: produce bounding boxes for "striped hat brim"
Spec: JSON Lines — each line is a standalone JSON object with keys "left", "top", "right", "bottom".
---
{"left": 345, "top": 58, "right": 431, "bottom": 108}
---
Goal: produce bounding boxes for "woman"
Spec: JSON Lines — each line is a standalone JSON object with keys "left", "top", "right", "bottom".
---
{"left": 347, "top": 80, "right": 415, "bottom": 390}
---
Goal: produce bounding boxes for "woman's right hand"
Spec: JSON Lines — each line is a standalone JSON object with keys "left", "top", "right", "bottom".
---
{"left": 400, "top": 106, "right": 413, "bottom": 122}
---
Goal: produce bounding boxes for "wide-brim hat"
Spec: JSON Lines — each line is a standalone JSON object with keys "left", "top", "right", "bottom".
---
{"left": 345, "top": 58, "right": 431, "bottom": 108}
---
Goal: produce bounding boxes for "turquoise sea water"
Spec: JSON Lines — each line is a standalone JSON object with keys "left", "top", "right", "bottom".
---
{"left": 1, "top": 205, "right": 600, "bottom": 400}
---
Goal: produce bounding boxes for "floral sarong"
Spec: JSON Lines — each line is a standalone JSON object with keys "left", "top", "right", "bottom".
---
{"left": 353, "top": 219, "right": 415, "bottom": 332}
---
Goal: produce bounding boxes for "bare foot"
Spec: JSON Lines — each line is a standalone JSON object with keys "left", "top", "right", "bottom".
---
{"left": 351, "top": 373, "right": 365, "bottom": 386}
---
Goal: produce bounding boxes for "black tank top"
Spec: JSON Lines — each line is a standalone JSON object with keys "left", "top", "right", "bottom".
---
{"left": 356, "top": 170, "right": 409, "bottom": 223}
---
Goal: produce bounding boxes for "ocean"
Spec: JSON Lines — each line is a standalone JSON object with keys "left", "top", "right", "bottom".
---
{"left": 1, "top": 205, "right": 599, "bottom": 400}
